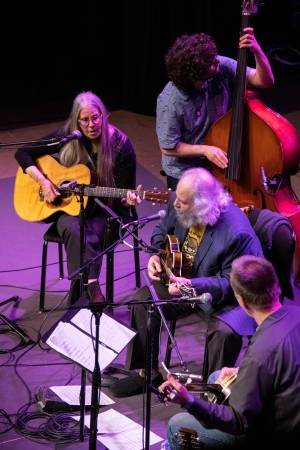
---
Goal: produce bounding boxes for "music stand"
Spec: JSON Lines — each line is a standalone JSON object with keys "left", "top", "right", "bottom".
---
{"left": 67, "top": 193, "right": 147, "bottom": 450}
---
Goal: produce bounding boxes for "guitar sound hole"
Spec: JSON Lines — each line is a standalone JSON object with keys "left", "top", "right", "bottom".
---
{"left": 52, "top": 197, "right": 63, "bottom": 206}
{"left": 58, "top": 180, "right": 75, "bottom": 198}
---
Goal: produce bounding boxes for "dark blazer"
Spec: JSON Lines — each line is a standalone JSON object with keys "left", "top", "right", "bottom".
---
{"left": 151, "top": 195, "right": 263, "bottom": 333}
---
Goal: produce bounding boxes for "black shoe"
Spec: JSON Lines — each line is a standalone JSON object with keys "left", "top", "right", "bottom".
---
{"left": 109, "top": 372, "right": 164, "bottom": 398}
{"left": 87, "top": 281, "right": 106, "bottom": 304}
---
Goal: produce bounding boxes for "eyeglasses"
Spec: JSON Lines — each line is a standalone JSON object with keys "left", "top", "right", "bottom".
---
{"left": 78, "top": 114, "right": 102, "bottom": 127}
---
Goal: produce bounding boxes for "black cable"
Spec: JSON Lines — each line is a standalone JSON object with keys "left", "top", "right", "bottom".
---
{"left": 15, "top": 406, "right": 87, "bottom": 444}
{"left": 13, "top": 344, "right": 37, "bottom": 405}
{"left": 0, "top": 409, "right": 14, "bottom": 434}
{"left": 0, "top": 260, "right": 66, "bottom": 273}
{"left": 0, "top": 246, "right": 141, "bottom": 275}
{"left": 0, "top": 325, "right": 29, "bottom": 354}
{"left": 0, "top": 266, "right": 146, "bottom": 294}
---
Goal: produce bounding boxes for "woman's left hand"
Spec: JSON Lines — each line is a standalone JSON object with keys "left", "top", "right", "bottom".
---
{"left": 122, "top": 184, "right": 142, "bottom": 207}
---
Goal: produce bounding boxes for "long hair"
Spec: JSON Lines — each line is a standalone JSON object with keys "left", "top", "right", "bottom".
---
{"left": 59, "top": 91, "right": 115, "bottom": 187}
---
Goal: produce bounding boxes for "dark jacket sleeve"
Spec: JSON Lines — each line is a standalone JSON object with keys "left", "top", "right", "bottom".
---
{"left": 15, "top": 129, "right": 64, "bottom": 171}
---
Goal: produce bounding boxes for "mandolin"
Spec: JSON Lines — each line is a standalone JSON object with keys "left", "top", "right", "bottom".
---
{"left": 159, "top": 234, "right": 197, "bottom": 298}
{"left": 14, "top": 155, "right": 171, "bottom": 222}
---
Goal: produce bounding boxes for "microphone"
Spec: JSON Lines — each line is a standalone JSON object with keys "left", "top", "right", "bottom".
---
{"left": 127, "top": 210, "right": 167, "bottom": 226}
{"left": 59, "top": 130, "right": 82, "bottom": 145}
{"left": 180, "top": 292, "right": 213, "bottom": 304}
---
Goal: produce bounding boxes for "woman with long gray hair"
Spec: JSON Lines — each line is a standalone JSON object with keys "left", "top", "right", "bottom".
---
{"left": 15, "top": 91, "right": 139, "bottom": 304}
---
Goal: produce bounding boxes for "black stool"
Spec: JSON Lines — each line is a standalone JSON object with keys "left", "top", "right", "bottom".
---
{"left": 105, "top": 216, "right": 141, "bottom": 305}
{"left": 39, "top": 219, "right": 141, "bottom": 312}
{"left": 40, "top": 223, "right": 64, "bottom": 312}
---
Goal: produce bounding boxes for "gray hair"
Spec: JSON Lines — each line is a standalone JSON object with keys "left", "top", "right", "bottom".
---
{"left": 59, "top": 91, "right": 114, "bottom": 187}
{"left": 181, "top": 168, "right": 231, "bottom": 226}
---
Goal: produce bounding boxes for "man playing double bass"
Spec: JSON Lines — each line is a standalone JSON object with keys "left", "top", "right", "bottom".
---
{"left": 109, "top": 168, "right": 263, "bottom": 398}
{"left": 156, "top": 27, "right": 274, "bottom": 190}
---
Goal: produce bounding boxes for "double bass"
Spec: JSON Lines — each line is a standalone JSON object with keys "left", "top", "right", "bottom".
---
{"left": 205, "top": 0, "right": 300, "bottom": 280}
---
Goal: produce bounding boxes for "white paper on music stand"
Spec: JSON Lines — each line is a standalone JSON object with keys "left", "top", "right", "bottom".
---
{"left": 71, "top": 309, "right": 136, "bottom": 354}
{"left": 50, "top": 385, "right": 115, "bottom": 406}
{"left": 46, "top": 311, "right": 136, "bottom": 372}
{"left": 73, "top": 408, "right": 163, "bottom": 450}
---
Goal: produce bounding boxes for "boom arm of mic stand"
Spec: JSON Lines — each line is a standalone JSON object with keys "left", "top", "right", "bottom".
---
{"left": 120, "top": 221, "right": 159, "bottom": 254}
{"left": 0, "top": 137, "right": 62, "bottom": 147}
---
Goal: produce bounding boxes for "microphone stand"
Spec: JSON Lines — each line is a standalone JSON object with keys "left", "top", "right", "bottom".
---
{"left": 142, "top": 272, "right": 189, "bottom": 450}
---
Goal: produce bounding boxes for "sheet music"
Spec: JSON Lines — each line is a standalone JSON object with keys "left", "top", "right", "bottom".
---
{"left": 50, "top": 385, "right": 114, "bottom": 406}
{"left": 71, "top": 310, "right": 136, "bottom": 353}
{"left": 46, "top": 322, "right": 116, "bottom": 372}
{"left": 73, "top": 408, "right": 163, "bottom": 450}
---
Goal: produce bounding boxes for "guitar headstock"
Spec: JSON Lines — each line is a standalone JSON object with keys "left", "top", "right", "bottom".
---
{"left": 143, "top": 189, "right": 171, "bottom": 204}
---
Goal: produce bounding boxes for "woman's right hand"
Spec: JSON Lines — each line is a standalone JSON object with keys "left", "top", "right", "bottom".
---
{"left": 40, "top": 178, "right": 60, "bottom": 203}
{"left": 147, "top": 255, "right": 162, "bottom": 280}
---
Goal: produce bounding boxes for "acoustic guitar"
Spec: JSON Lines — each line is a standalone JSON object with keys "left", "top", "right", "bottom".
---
{"left": 14, "top": 155, "right": 171, "bottom": 222}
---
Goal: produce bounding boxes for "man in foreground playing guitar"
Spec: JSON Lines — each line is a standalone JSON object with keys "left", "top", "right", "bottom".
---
{"left": 160, "top": 256, "right": 300, "bottom": 448}
{"left": 110, "top": 168, "right": 262, "bottom": 397}
{"left": 15, "top": 91, "right": 140, "bottom": 304}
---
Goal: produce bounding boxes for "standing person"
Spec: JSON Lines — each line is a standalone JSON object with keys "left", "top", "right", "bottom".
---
{"left": 15, "top": 91, "right": 140, "bottom": 304}
{"left": 157, "top": 28, "right": 274, "bottom": 189}
{"left": 109, "top": 168, "right": 262, "bottom": 397}
{"left": 160, "top": 255, "right": 300, "bottom": 449}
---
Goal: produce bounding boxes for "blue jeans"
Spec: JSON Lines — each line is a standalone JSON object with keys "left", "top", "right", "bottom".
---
{"left": 166, "top": 371, "right": 246, "bottom": 449}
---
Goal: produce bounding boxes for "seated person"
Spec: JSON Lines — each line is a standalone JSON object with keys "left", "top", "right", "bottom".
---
{"left": 110, "top": 168, "right": 262, "bottom": 397}
{"left": 15, "top": 91, "right": 140, "bottom": 304}
{"left": 160, "top": 255, "right": 300, "bottom": 449}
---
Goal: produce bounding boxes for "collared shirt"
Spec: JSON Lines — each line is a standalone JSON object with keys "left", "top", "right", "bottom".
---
{"left": 156, "top": 55, "right": 251, "bottom": 179}
{"left": 187, "top": 304, "right": 300, "bottom": 438}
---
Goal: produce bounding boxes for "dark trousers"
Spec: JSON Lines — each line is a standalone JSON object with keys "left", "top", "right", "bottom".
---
{"left": 125, "top": 281, "right": 243, "bottom": 379}
{"left": 56, "top": 212, "right": 107, "bottom": 302}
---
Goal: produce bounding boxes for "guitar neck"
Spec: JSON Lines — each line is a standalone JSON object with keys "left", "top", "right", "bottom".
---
{"left": 82, "top": 186, "right": 144, "bottom": 199}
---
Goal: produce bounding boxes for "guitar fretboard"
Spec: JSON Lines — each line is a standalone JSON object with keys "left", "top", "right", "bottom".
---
{"left": 82, "top": 186, "right": 144, "bottom": 199}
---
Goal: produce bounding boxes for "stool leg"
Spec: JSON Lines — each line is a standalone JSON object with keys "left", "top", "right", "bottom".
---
{"left": 40, "top": 240, "right": 48, "bottom": 312}
{"left": 133, "top": 235, "right": 141, "bottom": 288}
{"left": 106, "top": 250, "right": 114, "bottom": 305}
{"left": 164, "top": 319, "right": 177, "bottom": 368}
{"left": 58, "top": 243, "right": 64, "bottom": 279}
